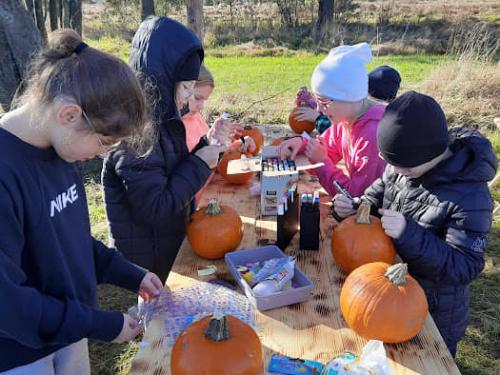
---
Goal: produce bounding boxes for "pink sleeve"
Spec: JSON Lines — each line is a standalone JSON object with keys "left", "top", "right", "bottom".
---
{"left": 183, "top": 113, "right": 210, "bottom": 152}
{"left": 313, "top": 125, "right": 349, "bottom": 196}
{"left": 314, "top": 121, "right": 386, "bottom": 198}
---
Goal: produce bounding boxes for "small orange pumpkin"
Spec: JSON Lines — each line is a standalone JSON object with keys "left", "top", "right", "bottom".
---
{"left": 288, "top": 108, "right": 315, "bottom": 134}
{"left": 218, "top": 149, "right": 254, "bottom": 185}
{"left": 187, "top": 198, "right": 243, "bottom": 259}
{"left": 171, "top": 313, "right": 263, "bottom": 375}
{"left": 340, "top": 262, "right": 428, "bottom": 343}
{"left": 331, "top": 202, "right": 396, "bottom": 274}
{"left": 270, "top": 137, "right": 287, "bottom": 146}
{"left": 240, "top": 125, "right": 264, "bottom": 155}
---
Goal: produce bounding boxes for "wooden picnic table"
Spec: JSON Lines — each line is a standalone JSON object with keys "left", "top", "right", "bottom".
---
{"left": 130, "top": 126, "right": 460, "bottom": 375}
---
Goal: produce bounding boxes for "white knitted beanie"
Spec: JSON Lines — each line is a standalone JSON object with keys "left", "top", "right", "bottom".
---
{"left": 311, "top": 42, "right": 372, "bottom": 102}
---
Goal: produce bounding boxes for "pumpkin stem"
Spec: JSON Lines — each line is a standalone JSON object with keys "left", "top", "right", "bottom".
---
{"left": 355, "top": 202, "right": 372, "bottom": 224}
{"left": 205, "top": 199, "right": 223, "bottom": 216}
{"left": 244, "top": 125, "right": 253, "bottom": 131}
{"left": 204, "top": 312, "right": 230, "bottom": 342}
{"left": 385, "top": 263, "right": 408, "bottom": 286}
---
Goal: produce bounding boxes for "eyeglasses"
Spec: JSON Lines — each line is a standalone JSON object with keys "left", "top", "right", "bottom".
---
{"left": 81, "top": 109, "right": 121, "bottom": 151}
{"left": 313, "top": 94, "right": 334, "bottom": 108}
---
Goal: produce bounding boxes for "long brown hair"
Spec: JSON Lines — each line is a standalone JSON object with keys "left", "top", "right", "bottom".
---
{"left": 14, "top": 29, "right": 154, "bottom": 154}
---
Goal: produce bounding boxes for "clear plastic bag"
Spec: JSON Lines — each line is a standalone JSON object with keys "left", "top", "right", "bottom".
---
{"left": 129, "top": 282, "right": 256, "bottom": 348}
{"left": 322, "top": 340, "right": 392, "bottom": 375}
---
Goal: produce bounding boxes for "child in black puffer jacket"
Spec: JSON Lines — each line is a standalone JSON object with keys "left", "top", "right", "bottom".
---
{"left": 334, "top": 91, "right": 498, "bottom": 357}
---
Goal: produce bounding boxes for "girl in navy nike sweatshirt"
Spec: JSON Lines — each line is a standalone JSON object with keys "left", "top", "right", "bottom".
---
{"left": 0, "top": 29, "right": 162, "bottom": 374}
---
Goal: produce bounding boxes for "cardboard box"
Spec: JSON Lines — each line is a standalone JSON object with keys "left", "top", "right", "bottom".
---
{"left": 227, "top": 145, "right": 323, "bottom": 215}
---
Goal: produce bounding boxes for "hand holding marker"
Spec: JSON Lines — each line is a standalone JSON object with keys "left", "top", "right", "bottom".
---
{"left": 333, "top": 180, "right": 360, "bottom": 209}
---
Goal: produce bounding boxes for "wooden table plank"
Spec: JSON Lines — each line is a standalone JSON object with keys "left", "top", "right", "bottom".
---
{"left": 130, "top": 125, "right": 460, "bottom": 375}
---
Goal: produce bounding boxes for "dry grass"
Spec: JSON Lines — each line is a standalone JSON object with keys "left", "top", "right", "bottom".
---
{"left": 417, "top": 57, "right": 499, "bottom": 129}
{"left": 82, "top": 0, "right": 499, "bottom": 54}
{"left": 356, "top": 0, "right": 500, "bottom": 23}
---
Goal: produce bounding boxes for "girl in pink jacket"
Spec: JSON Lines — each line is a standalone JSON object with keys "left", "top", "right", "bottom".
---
{"left": 278, "top": 43, "right": 386, "bottom": 198}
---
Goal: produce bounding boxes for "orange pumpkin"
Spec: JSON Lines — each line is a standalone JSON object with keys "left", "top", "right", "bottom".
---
{"left": 218, "top": 149, "right": 254, "bottom": 185}
{"left": 171, "top": 313, "right": 263, "bottom": 375}
{"left": 288, "top": 108, "right": 315, "bottom": 134}
{"left": 340, "top": 262, "right": 428, "bottom": 343}
{"left": 240, "top": 125, "right": 264, "bottom": 155}
{"left": 270, "top": 137, "right": 287, "bottom": 146}
{"left": 187, "top": 199, "right": 243, "bottom": 259}
{"left": 331, "top": 202, "right": 396, "bottom": 274}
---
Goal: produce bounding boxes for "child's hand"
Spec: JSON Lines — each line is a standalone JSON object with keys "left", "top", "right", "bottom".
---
{"left": 379, "top": 209, "right": 407, "bottom": 239}
{"left": 209, "top": 118, "right": 243, "bottom": 144}
{"left": 305, "top": 137, "right": 327, "bottom": 163}
{"left": 196, "top": 144, "right": 226, "bottom": 169}
{"left": 294, "top": 107, "right": 320, "bottom": 122}
{"left": 112, "top": 313, "right": 143, "bottom": 343}
{"left": 229, "top": 136, "right": 256, "bottom": 154}
{"left": 333, "top": 194, "right": 358, "bottom": 218}
{"left": 277, "top": 137, "right": 303, "bottom": 160}
{"left": 138, "top": 272, "right": 163, "bottom": 303}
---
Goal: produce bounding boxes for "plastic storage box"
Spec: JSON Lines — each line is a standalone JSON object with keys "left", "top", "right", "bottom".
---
{"left": 225, "top": 245, "right": 313, "bottom": 311}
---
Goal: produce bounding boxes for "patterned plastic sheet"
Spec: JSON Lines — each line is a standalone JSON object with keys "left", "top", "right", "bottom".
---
{"left": 132, "top": 282, "right": 256, "bottom": 348}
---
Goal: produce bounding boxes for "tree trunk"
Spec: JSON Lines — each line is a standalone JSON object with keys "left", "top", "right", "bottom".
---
{"left": 315, "top": 0, "right": 334, "bottom": 44}
{"left": 58, "top": 0, "right": 63, "bottom": 28}
{"left": 275, "top": 0, "right": 293, "bottom": 27}
{"left": 34, "top": 0, "right": 47, "bottom": 42}
{"left": 187, "top": 0, "right": 204, "bottom": 41}
{"left": 49, "top": 0, "right": 58, "bottom": 30}
{"left": 24, "top": 0, "right": 34, "bottom": 19}
{"left": 62, "top": 0, "right": 69, "bottom": 27}
{"left": 141, "top": 0, "right": 155, "bottom": 20}
{"left": 0, "top": 0, "right": 42, "bottom": 111}
{"left": 68, "top": 0, "right": 81, "bottom": 35}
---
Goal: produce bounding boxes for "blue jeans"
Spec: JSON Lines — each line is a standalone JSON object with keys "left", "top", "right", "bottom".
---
{"left": 1, "top": 339, "right": 90, "bottom": 375}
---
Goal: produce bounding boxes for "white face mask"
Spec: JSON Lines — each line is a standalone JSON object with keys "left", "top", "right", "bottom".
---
{"left": 175, "top": 80, "right": 196, "bottom": 110}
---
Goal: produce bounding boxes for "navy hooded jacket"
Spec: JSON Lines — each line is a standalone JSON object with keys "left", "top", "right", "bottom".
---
{"left": 102, "top": 17, "right": 211, "bottom": 282}
{"left": 363, "top": 127, "right": 497, "bottom": 356}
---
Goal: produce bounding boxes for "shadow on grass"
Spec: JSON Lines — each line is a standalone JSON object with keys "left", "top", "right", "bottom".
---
{"left": 89, "top": 285, "right": 141, "bottom": 375}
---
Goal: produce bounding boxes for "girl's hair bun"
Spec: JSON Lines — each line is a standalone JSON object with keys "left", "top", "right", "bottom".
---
{"left": 46, "top": 29, "right": 83, "bottom": 59}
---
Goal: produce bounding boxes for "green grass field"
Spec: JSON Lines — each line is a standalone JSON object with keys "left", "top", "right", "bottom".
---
{"left": 83, "top": 37, "right": 500, "bottom": 374}
{"left": 87, "top": 35, "right": 447, "bottom": 125}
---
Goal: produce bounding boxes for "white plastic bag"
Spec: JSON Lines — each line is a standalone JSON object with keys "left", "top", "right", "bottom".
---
{"left": 359, "top": 340, "right": 392, "bottom": 375}
{"left": 322, "top": 340, "right": 392, "bottom": 375}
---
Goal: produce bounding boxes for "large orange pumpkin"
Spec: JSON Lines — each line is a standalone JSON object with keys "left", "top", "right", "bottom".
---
{"left": 288, "top": 107, "right": 315, "bottom": 134}
{"left": 171, "top": 313, "right": 263, "bottom": 375}
{"left": 331, "top": 202, "right": 396, "bottom": 274}
{"left": 218, "top": 149, "right": 254, "bottom": 185}
{"left": 240, "top": 125, "right": 264, "bottom": 155}
{"left": 187, "top": 199, "right": 243, "bottom": 259}
{"left": 340, "top": 262, "right": 428, "bottom": 343}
